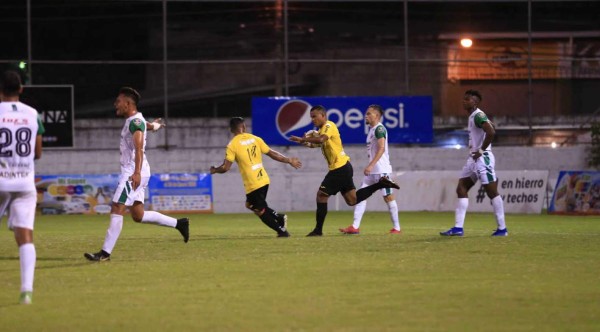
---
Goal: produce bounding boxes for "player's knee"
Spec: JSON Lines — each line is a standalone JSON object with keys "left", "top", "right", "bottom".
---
{"left": 345, "top": 195, "right": 357, "bottom": 206}
{"left": 456, "top": 186, "right": 467, "bottom": 197}
{"left": 131, "top": 212, "right": 144, "bottom": 223}
{"left": 486, "top": 189, "right": 499, "bottom": 199}
{"left": 384, "top": 195, "right": 395, "bottom": 203}
{"left": 317, "top": 190, "right": 329, "bottom": 200}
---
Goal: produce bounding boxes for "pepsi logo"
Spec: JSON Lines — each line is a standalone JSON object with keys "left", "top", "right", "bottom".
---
{"left": 275, "top": 99, "right": 314, "bottom": 139}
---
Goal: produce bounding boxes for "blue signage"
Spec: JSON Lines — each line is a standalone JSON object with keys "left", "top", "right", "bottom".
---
{"left": 148, "top": 173, "right": 213, "bottom": 213}
{"left": 251, "top": 96, "right": 433, "bottom": 145}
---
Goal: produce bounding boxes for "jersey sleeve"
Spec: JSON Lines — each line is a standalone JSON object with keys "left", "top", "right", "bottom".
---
{"left": 225, "top": 143, "right": 236, "bottom": 162}
{"left": 474, "top": 112, "right": 489, "bottom": 128}
{"left": 374, "top": 125, "right": 386, "bottom": 139}
{"left": 129, "top": 118, "right": 146, "bottom": 134}
{"left": 37, "top": 115, "right": 46, "bottom": 135}
{"left": 321, "top": 122, "right": 336, "bottom": 138}
{"left": 257, "top": 137, "right": 270, "bottom": 154}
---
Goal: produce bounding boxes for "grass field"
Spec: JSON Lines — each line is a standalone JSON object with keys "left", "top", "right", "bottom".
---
{"left": 1, "top": 211, "right": 600, "bottom": 331}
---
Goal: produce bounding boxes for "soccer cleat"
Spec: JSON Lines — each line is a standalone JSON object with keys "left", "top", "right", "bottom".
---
{"left": 389, "top": 228, "right": 402, "bottom": 234}
{"left": 277, "top": 214, "right": 288, "bottom": 230}
{"left": 491, "top": 228, "right": 508, "bottom": 236}
{"left": 440, "top": 227, "right": 464, "bottom": 236}
{"left": 306, "top": 229, "right": 323, "bottom": 237}
{"left": 339, "top": 225, "right": 360, "bottom": 234}
{"left": 176, "top": 218, "right": 190, "bottom": 243}
{"left": 378, "top": 176, "right": 400, "bottom": 190}
{"left": 278, "top": 231, "right": 290, "bottom": 238}
{"left": 19, "top": 291, "right": 32, "bottom": 305}
{"left": 84, "top": 250, "right": 111, "bottom": 262}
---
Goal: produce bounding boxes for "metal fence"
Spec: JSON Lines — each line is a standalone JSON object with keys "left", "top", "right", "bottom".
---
{"left": 1, "top": 0, "right": 599, "bottom": 133}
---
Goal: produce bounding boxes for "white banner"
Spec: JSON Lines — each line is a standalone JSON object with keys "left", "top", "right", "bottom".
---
{"left": 396, "top": 170, "right": 549, "bottom": 214}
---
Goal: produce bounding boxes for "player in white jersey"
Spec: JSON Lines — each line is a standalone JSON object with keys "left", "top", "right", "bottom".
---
{"left": 0, "top": 71, "right": 44, "bottom": 304}
{"left": 440, "top": 90, "right": 507, "bottom": 237}
{"left": 84, "top": 87, "right": 190, "bottom": 262}
{"left": 339, "top": 104, "right": 401, "bottom": 235}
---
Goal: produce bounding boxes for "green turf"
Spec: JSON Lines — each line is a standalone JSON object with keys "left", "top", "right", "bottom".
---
{"left": 1, "top": 211, "right": 599, "bottom": 331}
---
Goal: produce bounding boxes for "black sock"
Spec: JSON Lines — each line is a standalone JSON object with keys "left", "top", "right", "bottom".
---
{"left": 315, "top": 203, "right": 328, "bottom": 232}
{"left": 356, "top": 183, "right": 383, "bottom": 203}
{"left": 265, "top": 207, "right": 283, "bottom": 222}
{"left": 259, "top": 212, "right": 285, "bottom": 234}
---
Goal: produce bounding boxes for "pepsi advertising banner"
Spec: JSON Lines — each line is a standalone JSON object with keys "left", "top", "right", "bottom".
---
{"left": 251, "top": 96, "right": 433, "bottom": 145}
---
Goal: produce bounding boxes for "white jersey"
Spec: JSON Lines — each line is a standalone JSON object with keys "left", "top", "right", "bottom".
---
{"left": 120, "top": 112, "right": 150, "bottom": 176}
{"left": 468, "top": 108, "right": 492, "bottom": 154}
{"left": 366, "top": 122, "right": 392, "bottom": 174}
{"left": 0, "top": 101, "right": 44, "bottom": 192}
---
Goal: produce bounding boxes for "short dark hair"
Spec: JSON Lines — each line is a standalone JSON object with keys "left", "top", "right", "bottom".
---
{"left": 229, "top": 117, "right": 245, "bottom": 131}
{"left": 368, "top": 104, "right": 383, "bottom": 116}
{"left": 119, "top": 87, "right": 140, "bottom": 105}
{"left": 1, "top": 71, "right": 22, "bottom": 97}
{"left": 310, "top": 105, "right": 326, "bottom": 115}
{"left": 465, "top": 89, "right": 482, "bottom": 102}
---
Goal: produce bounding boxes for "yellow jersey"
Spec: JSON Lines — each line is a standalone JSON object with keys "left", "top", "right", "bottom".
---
{"left": 225, "top": 133, "right": 271, "bottom": 194}
{"left": 319, "top": 120, "right": 350, "bottom": 170}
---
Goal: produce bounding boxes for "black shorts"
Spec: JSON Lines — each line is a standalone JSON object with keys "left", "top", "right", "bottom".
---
{"left": 246, "top": 184, "right": 269, "bottom": 211}
{"left": 320, "top": 162, "right": 356, "bottom": 196}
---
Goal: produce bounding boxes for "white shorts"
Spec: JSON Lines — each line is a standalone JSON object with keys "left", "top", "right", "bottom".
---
{"left": 459, "top": 151, "right": 497, "bottom": 185}
{"left": 0, "top": 191, "right": 37, "bottom": 230}
{"left": 360, "top": 173, "right": 394, "bottom": 197}
{"left": 112, "top": 175, "right": 149, "bottom": 206}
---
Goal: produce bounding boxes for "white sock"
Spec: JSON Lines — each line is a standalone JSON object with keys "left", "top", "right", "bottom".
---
{"left": 352, "top": 200, "right": 367, "bottom": 229}
{"left": 141, "top": 211, "right": 177, "bottom": 228}
{"left": 19, "top": 243, "right": 36, "bottom": 292}
{"left": 491, "top": 196, "right": 506, "bottom": 230}
{"left": 102, "top": 214, "right": 123, "bottom": 254}
{"left": 455, "top": 198, "right": 468, "bottom": 228}
{"left": 387, "top": 200, "right": 400, "bottom": 230}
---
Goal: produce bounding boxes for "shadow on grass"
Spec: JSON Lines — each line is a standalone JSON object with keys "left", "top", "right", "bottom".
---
{"left": 0, "top": 256, "right": 73, "bottom": 261}
{"left": 0, "top": 256, "right": 90, "bottom": 272}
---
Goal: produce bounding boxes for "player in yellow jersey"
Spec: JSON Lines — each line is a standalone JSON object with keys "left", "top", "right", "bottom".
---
{"left": 290, "top": 105, "right": 399, "bottom": 236}
{"left": 211, "top": 117, "right": 302, "bottom": 237}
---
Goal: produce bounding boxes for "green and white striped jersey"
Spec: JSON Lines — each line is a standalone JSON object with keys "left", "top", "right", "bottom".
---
{"left": 119, "top": 112, "right": 150, "bottom": 176}
{"left": 0, "top": 101, "right": 45, "bottom": 191}
{"left": 468, "top": 108, "right": 491, "bottom": 154}
{"left": 366, "top": 122, "right": 392, "bottom": 174}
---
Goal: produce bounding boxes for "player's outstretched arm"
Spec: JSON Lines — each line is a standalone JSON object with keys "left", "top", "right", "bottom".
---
{"left": 147, "top": 118, "right": 166, "bottom": 132}
{"left": 289, "top": 135, "right": 304, "bottom": 144}
{"left": 266, "top": 150, "right": 302, "bottom": 169}
{"left": 290, "top": 133, "right": 328, "bottom": 148}
{"left": 210, "top": 159, "right": 233, "bottom": 174}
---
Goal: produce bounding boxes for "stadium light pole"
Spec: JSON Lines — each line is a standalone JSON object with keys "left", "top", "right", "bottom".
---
{"left": 162, "top": 0, "right": 170, "bottom": 150}
{"left": 27, "top": 0, "right": 33, "bottom": 83}
{"left": 527, "top": 0, "right": 533, "bottom": 145}
{"left": 283, "top": 0, "right": 289, "bottom": 96}
{"left": 403, "top": 0, "right": 409, "bottom": 95}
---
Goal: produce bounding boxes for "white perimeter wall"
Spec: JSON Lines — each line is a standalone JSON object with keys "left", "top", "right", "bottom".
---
{"left": 35, "top": 118, "right": 591, "bottom": 213}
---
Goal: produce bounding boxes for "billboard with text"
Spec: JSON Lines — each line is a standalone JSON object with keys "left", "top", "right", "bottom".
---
{"left": 21, "top": 85, "right": 74, "bottom": 148}
{"left": 252, "top": 96, "right": 433, "bottom": 145}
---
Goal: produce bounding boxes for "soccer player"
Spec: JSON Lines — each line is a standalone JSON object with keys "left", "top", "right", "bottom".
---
{"left": 339, "top": 104, "right": 401, "bottom": 235}
{"left": 210, "top": 117, "right": 302, "bottom": 237}
{"left": 84, "top": 87, "right": 190, "bottom": 261}
{"left": 440, "top": 90, "right": 507, "bottom": 237}
{"left": 289, "top": 105, "right": 399, "bottom": 236}
{"left": 0, "top": 71, "right": 44, "bottom": 304}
